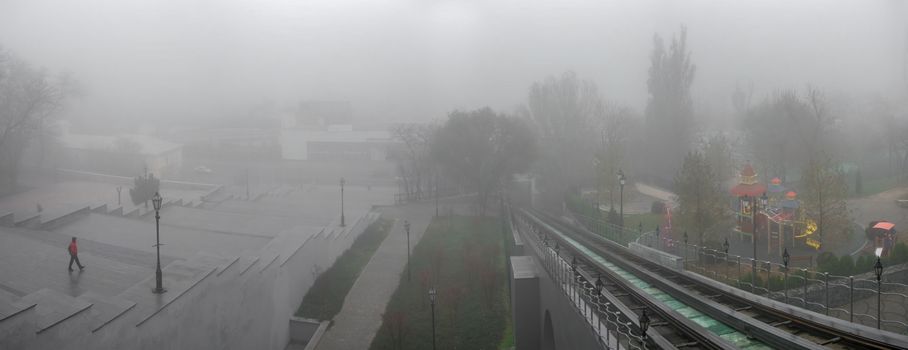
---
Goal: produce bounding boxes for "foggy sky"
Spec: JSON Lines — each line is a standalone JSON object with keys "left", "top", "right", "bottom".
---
{"left": 1, "top": 0, "right": 905, "bottom": 129}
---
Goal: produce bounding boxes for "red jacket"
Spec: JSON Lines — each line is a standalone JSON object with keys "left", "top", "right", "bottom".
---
{"left": 69, "top": 242, "right": 78, "bottom": 256}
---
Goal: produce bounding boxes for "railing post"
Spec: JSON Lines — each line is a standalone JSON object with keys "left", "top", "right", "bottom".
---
{"left": 737, "top": 256, "right": 742, "bottom": 287}
{"left": 784, "top": 268, "right": 789, "bottom": 304}
{"left": 751, "top": 258, "right": 756, "bottom": 293}
{"left": 849, "top": 276, "right": 854, "bottom": 323}
{"left": 802, "top": 268, "right": 808, "bottom": 309}
{"left": 824, "top": 272, "right": 829, "bottom": 315}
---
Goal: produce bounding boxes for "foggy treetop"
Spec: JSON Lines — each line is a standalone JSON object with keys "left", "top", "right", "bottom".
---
{"left": 0, "top": 0, "right": 905, "bottom": 125}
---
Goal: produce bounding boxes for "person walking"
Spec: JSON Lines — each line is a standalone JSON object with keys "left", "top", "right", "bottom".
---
{"left": 68, "top": 237, "right": 85, "bottom": 272}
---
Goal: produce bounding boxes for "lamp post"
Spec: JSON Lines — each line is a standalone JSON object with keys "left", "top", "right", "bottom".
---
{"left": 434, "top": 172, "right": 439, "bottom": 218}
{"left": 340, "top": 177, "right": 345, "bottom": 227}
{"left": 595, "top": 274, "right": 604, "bottom": 331}
{"left": 617, "top": 169, "right": 626, "bottom": 228}
{"left": 152, "top": 192, "right": 166, "bottom": 294}
{"left": 429, "top": 287, "right": 437, "bottom": 350}
{"left": 405, "top": 220, "right": 411, "bottom": 282}
{"left": 639, "top": 309, "right": 650, "bottom": 343}
{"left": 875, "top": 256, "right": 883, "bottom": 329}
{"left": 655, "top": 226, "right": 661, "bottom": 251}
{"left": 783, "top": 248, "right": 790, "bottom": 303}
{"left": 751, "top": 193, "right": 767, "bottom": 293}
{"left": 723, "top": 238, "right": 730, "bottom": 280}
{"left": 683, "top": 231, "right": 688, "bottom": 269}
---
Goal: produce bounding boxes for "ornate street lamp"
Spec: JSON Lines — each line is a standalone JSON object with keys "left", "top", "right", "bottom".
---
{"left": 429, "top": 287, "right": 437, "bottom": 350}
{"left": 639, "top": 309, "right": 650, "bottom": 341}
{"left": 152, "top": 192, "right": 166, "bottom": 294}
{"left": 340, "top": 177, "right": 346, "bottom": 227}
{"left": 875, "top": 256, "right": 883, "bottom": 329}
{"left": 617, "top": 169, "right": 626, "bottom": 228}
{"left": 404, "top": 220, "right": 411, "bottom": 282}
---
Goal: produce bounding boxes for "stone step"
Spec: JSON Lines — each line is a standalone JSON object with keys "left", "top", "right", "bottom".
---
{"left": 0, "top": 288, "right": 31, "bottom": 322}
{"left": 76, "top": 291, "right": 136, "bottom": 333}
{"left": 14, "top": 288, "right": 92, "bottom": 334}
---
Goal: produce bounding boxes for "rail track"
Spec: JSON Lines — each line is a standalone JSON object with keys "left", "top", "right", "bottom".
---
{"left": 519, "top": 207, "right": 908, "bottom": 350}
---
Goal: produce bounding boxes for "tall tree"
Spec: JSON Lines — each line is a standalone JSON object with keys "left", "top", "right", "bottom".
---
{"left": 527, "top": 71, "right": 601, "bottom": 208}
{"left": 801, "top": 154, "right": 850, "bottom": 246}
{"left": 644, "top": 27, "right": 697, "bottom": 184}
{"left": 673, "top": 150, "right": 729, "bottom": 245}
{"left": 594, "top": 105, "right": 634, "bottom": 209}
{"left": 431, "top": 108, "right": 537, "bottom": 216}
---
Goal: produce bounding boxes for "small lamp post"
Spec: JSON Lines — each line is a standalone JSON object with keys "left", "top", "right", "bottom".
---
{"left": 639, "top": 309, "right": 651, "bottom": 341}
{"left": 683, "top": 231, "right": 688, "bottom": 267}
{"left": 595, "top": 274, "right": 603, "bottom": 295}
{"left": 340, "top": 177, "right": 346, "bottom": 227}
{"left": 655, "top": 226, "right": 661, "bottom": 250}
{"left": 404, "top": 220, "right": 411, "bottom": 282}
{"left": 152, "top": 192, "right": 166, "bottom": 294}
{"left": 429, "top": 287, "right": 437, "bottom": 350}
{"left": 783, "top": 248, "right": 790, "bottom": 303}
{"left": 874, "top": 255, "right": 883, "bottom": 329}
{"left": 723, "top": 237, "right": 730, "bottom": 280}
{"left": 617, "top": 169, "right": 626, "bottom": 228}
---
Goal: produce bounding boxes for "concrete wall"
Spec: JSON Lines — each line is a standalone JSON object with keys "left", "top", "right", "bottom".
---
{"left": 509, "top": 227, "right": 601, "bottom": 350}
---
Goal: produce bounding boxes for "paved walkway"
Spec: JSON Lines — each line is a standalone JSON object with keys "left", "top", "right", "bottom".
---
{"left": 315, "top": 197, "right": 468, "bottom": 350}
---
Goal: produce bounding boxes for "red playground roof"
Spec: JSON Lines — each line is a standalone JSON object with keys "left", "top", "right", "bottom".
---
{"left": 873, "top": 222, "right": 895, "bottom": 231}
{"left": 740, "top": 164, "right": 756, "bottom": 177}
{"left": 730, "top": 183, "right": 766, "bottom": 197}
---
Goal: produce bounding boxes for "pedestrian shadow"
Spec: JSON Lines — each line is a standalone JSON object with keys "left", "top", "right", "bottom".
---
{"left": 67, "top": 268, "right": 85, "bottom": 296}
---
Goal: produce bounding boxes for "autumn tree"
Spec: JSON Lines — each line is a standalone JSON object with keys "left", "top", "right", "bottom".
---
{"left": 431, "top": 108, "right": 537, "bottom": 216}
{"left": 702, "top": 134, "right": 735, "bottom": 181}
{"left": 644, "top": 27, "right": 697, "bottom": 184}
{"left": 801, "top": 154, "right": 850, "bottom": 246}
{"left": 673, "top": 150, "right": 730, "bottom": 245}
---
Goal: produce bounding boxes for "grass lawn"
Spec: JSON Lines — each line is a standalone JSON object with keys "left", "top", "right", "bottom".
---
{"left": 623, "top": 212, "right": 663, "bottom": 233}
{"left": 295, "top": 217, "right": 393, "bottom": 321}
{"left": 370, "top": 215, "right": 510, "bottom": 350}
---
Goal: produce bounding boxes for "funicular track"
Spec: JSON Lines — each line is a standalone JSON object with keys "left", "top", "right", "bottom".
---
{"left": 517, "top": 209, "right": 740, "bottom": 350}
{"left": 523, "top": 208, "right": 908, "bottom": 350}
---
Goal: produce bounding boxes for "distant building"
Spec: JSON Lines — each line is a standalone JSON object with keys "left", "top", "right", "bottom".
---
{"left": 293, "top": 101, "right": 353, "bottom": 127}
{"left": 60, "top": 133, "right": 183, "bottom": 177}
{"left": 170, "top": 128, "right": 280, "bottom": 160}
{"left": 280, "top": 125, "right": 394, "bottom": 161}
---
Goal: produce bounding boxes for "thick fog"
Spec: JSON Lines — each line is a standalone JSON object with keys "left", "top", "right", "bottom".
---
{"left": 1, "top": 0, "right": 905, "bottom": 127}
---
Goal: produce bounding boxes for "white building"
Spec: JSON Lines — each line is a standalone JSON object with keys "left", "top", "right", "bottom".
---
{"left": 60, "top": 133, "right": 183, "bottom": 177}
{"left": 280, "top": 125, "right": 394, "bottom": 161}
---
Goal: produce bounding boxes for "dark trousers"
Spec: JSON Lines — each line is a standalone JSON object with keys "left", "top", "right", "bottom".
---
{"left": 69, "top": 254, "right": 83, "bottom": 270}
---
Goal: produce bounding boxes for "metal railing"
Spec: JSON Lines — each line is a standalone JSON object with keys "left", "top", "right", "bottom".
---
{"left": 516, "top": 213, "right": 649, "bottom": 349}
{"left": 568, "top": 209, "right": 908, "bottom": 334}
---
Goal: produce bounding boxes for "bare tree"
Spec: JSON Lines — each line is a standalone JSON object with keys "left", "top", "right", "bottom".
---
{"left": 0, "top": 49, "right": 70, "bottom": 192}
{"left": 389, "top": 123, "right": 437, "bottom": 200}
